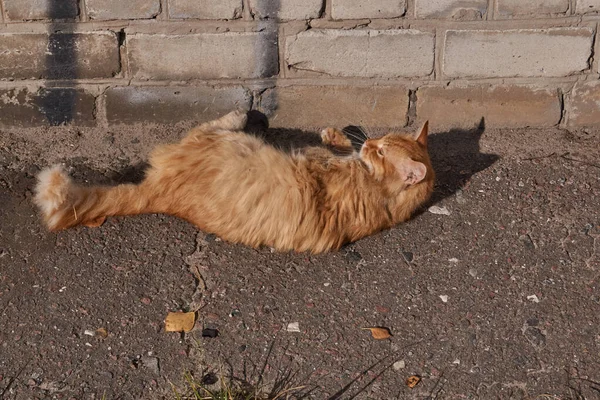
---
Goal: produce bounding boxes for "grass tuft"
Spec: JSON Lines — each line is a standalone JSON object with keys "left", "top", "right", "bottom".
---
{"left": 172, "top": 370, "right": 305, "bottom": 400}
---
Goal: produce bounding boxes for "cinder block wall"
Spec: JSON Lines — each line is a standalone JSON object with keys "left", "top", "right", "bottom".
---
{"left": 1, "top": 0, "right": 599, "bottom": 130}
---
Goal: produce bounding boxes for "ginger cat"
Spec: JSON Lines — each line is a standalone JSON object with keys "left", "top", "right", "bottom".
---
{"left": 34, "top": 111, "right": 434, "bottom": 253}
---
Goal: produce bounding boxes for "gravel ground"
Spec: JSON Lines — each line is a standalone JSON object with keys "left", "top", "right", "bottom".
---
{"left": 0, "top": 120, "right": 599, "bottom": 399}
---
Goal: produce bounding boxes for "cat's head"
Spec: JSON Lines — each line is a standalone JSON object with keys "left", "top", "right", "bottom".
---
{"left": 360, "top": 121, "right": 434, "bottom": 194}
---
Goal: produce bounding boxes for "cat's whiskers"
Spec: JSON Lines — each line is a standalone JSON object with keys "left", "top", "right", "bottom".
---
{"left": 356, "top": 126, "right": 370, "bottom": 141}
{"left": 343, "top": 130, "right": 368, "bottom": 145}
{"left": 345, "top": 131, "right": 365, "bottom": 142}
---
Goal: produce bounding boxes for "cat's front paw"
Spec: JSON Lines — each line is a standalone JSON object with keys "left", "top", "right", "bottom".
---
{"left": 221, "top": 109, "right": 248, "bottom": 131}
{"left": 321, "top": 128, "right": 352, "bottom": 148}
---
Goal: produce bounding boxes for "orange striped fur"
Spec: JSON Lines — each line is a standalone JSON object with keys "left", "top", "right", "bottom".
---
{"left": 34, "top": 111, "right": 434, "bottom": 253}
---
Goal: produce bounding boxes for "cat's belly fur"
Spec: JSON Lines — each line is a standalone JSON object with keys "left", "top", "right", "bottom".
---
{"left": 147, "top": 132, "right": 340, "bottom": 252}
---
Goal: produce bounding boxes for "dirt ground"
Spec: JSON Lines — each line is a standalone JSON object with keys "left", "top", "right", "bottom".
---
{"left": 0, "top": 118, "right": 599, "bottom": 399}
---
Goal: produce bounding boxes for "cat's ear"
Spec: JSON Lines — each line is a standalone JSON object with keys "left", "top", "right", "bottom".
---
{"left": 414, "top": 120, "right": 429, "bottom": 147}
{"left": 396, "top": 159, "right": 427, "bottom": 185}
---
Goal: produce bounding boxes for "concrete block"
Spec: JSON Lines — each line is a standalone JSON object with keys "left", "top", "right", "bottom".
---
{"left": 416, "top": 85, "right": 561, "bottom": 130}
{"left": 105, "top": 86, "right": 252, "bottom": 124}
{"left": 497, "top": 0, "right": 569, "bottom": 16}
{"left": 259, "top": 86, "right": 409, "bottom": 128}
{"left": 0, "top": 32, "right": 120, "bottom": 80}
{"left": 415, "top": 0, "right": 487, "bottom": 19}
{"left": 248, "top": 0, "right": 323, "bottom": 20}
{"left": 86, "top": 0, "right": 160, "bottom": 20}
{"left": 285, "top": 29, "right": 434, "bottom": 78}
{"left": 331, "top": 0, "right": 406, "bottom": 19}
{"left": 444, "top": 28, "right": 593, "bottom": 78}
{"left": 127, "top": 33, "right": 278, "bottom": 80}
{"left": 567, "top": 81, "right": 600, "bottom": 127}
{"left": 168, "top": 0, "right": 242, "bottom": 19}
{"left": 4, "top": 0, "right": 78, "bottom": 20}
{"left": 576, "top": 0, "right": 600, "bottom": 13}
{"left": 0, "top": 88, "right": 95, "bottom": 127}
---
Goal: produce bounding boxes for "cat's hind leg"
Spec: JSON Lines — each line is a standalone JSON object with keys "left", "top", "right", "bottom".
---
{"left": 34, "top": 165, "right": 152, "bottom": 231}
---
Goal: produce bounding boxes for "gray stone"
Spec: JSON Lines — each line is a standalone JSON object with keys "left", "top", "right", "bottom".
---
{"left": 443, "top": 28, "right": 593, "bottom": 78}
{"left": 497, "top": 0, "right": 569, "bottom": 16}
{"left": 0, "top": 87, "right": 95, "bottom": 127}
{"left": 127, "top": 33, "right": 279, "bottom": 80}
{"left": 567, "top": 81, "right": 600, "bottom": 127}
{"left": 4, "top": 0, "right": 78, "bottom": 20}
{"left": 416, "top": 85, "right": 561, "bottom": 130}
{"left": 248, "top": 0, "right": 323, "bottom": 20}
{"left": 331, "top": 0, "right": 406, "bottom": 19}
{"left": 415, "top": 0, "right": 487, "bottom": 18}
{"left": 105, "top": 86, "right": 252, "bottom": 124}
{"left": 169, "top": 0, "right": 243, "bottom": 19}
{"left": 86, "top": 0, "right": 160, "bottom": 20}
{"left": 259, "top": 86, "right": 408, "bottom": 128}
{"left": 0, "top": 32, "right": 119, "bottom": 80}
{"left": 286, "top": 29, "right": 434, "bottom": 78}
{"left": 576, "top": 0, "right": 600, "bottom": 13}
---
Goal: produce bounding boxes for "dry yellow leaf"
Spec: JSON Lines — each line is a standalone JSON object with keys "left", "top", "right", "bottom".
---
{"left": 406, "top": 375, "right": 421, "bottom": 388}
{"left": 165, "top": 311, "right": 196, "bottom": 332}
{"left": 95, "top": 327, "right": 108, "bottom": 338}
{"left": 362, "top": 327, "right": 392, "bottom": 340}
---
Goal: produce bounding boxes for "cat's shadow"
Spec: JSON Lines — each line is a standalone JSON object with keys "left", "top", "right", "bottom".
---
{"left": 425, "top": 118, "right": 500, "bottom": 205}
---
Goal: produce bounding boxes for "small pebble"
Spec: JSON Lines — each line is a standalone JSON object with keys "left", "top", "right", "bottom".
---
{"left": 428, "top": 206, "right": 451, "bottom": 216}
{"left": 141, "top": 356, "right": 160, "bottom": 375}
{"left": 527, "top": 294, "right": 540, "bottom": 303}
{"left": 439, "top": 295, "right": 449, "bottom": 303}
{"left": 393, "top": 360, "right": 406, "bottom": 370}
{"left": 201, "top": 372, "right": 218, "bottom": 385}
{"left": 286, "top": 322, "right": 301, "bottom": 332}
{"left": 201, "top": 328, "right": 219, "bottom": 338}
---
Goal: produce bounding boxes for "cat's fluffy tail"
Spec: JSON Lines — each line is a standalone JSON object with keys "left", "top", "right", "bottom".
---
{"left": 34, "top": 165, "right": 149, "bottom": 231}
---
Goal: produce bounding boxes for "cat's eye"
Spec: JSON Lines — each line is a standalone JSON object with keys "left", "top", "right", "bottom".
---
{"left": 377, "top": 146, "right": 385, "bottom": 157}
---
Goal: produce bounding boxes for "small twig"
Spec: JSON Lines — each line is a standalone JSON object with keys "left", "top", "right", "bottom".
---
{"left": 0, "top": 359, "right": 30, "bottom": 398}
{"left": 522, "top": 152, "right": 556, "bottom": 161}
{"left": 190, "top": 265, "right": 207, "bottom": 291}
{"left": 522, "top": 151, "right": 600, "bottom": 169}
{"left": 559, "top": 152, "right": 600, "bottom": 169}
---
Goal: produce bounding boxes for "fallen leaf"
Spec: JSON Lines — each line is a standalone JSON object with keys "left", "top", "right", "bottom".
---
{"left": 95, "top": 328, "right": 108, "bottom": 338}
{"left": 164, "top": 311, "right": 196, "bottom": 332}
{"left": 406, "top": 375, "right": 421, "bottom": 388}
{"left": 363, "top": 327, "right": 392, "bottom": 340}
